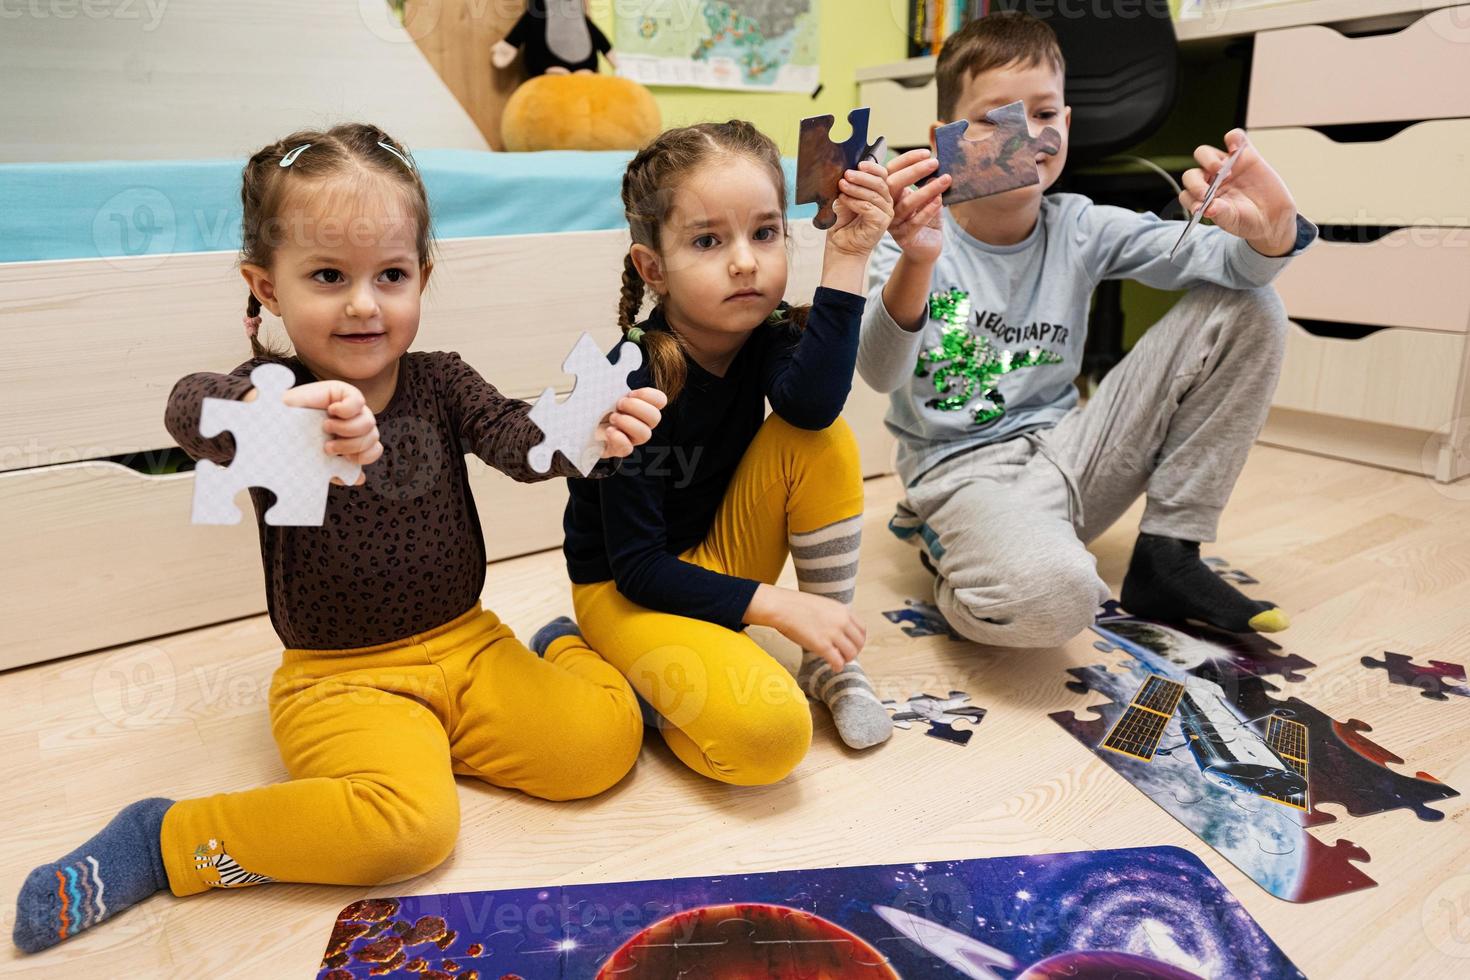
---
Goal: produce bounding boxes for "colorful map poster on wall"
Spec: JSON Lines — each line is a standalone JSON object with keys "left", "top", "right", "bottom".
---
{"left": 614, "top": 1, "right": 821, "bottom": 93}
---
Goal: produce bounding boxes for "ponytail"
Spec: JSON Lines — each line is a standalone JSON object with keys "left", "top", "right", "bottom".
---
{"left": 244, "top": 293, "right": 269, "bottom": 359}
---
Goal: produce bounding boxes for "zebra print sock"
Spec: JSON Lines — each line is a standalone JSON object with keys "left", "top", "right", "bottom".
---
{"left": 790, "top": 515, "right": 892, "bottom": 750}
{"left": 12, "top": 797, "right": 172, "bottom": 954}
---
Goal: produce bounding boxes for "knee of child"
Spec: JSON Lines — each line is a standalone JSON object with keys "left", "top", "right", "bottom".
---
{"left": 949, "top": 561, "right": 1099, "bottom": 648}
{"left": 1219, "top": 285, "right": 1288, "bottom": 347}
{"left": 761, "top": 412, "right": 858, "bottom": 455}
{"left": 715, "top": 691, "right": 813, "bottom": 786}
{"left": 538, "top": 707, "right": 644, "bottom": 801}
{"left": 354, "top": 790, "right": 461, "bottom": 883}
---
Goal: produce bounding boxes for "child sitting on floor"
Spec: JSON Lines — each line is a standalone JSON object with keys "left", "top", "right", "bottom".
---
{"left": 548, "top": 119, "right": 898, "bottom": 783}
{"left": 12, "top": 122, "right": 665, "bottom": 954}
{"left": 861, "top": 12, "right": 1317, "bottom": 648}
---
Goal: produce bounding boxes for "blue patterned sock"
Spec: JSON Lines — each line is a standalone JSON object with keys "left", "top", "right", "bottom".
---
{"left": 12, "top": 797, "right": 173, "bottom": 954}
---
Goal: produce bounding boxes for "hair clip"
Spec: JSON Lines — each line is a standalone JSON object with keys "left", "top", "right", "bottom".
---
{"left": 279, "top": 143, "right": 312, "bottom": 167}
{"left": 243, "top": 314, "right": 263, "bottom": 339}
{"left": 625, "top": 327, "right": 645, "bottom": 343}
{"left": 377, "top": 141, "right": 413, "bottom": 170}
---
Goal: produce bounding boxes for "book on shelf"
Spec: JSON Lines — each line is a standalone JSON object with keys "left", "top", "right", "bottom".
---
{"left": 908, "top": 0, "right": 987, "bottom": 59}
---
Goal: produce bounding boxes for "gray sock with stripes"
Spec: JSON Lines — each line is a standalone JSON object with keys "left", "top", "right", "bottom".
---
{"left": 790, "top": 515, "right": 892, "bottom": 750}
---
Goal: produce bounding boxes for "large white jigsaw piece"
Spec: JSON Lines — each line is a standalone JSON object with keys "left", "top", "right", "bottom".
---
{"left": 527, "top": 333, "right": 643, "bottom": 477}
{"left": 191, "top": 362, "right": 360, "bottom": 526}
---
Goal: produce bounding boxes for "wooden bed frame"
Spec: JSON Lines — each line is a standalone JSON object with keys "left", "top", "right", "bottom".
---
{"left": 0, "top": 227, "right": 896, "bottom": 669}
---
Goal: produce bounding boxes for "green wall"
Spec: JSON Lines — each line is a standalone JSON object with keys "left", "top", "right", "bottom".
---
{"left": 589, "top": 1, "right": 910, "bottom": 155}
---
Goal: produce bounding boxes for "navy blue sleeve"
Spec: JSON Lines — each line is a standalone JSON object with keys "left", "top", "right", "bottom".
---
{"left": 763, "top": 286, "right": 866, "bottom": 430}
{"left": 597, "top": 368, "right": 760, "bottom": 631}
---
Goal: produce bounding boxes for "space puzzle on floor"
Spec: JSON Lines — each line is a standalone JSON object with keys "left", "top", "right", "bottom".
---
{"left": 316, "top": 846, "right": 1301, "bottom": 979}
{"left": 1051, "top": 601, "right": 1460, "bottom": 903}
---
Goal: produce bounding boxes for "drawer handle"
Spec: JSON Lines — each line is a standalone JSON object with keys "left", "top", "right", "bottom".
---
{"left": 895, "top": 75, "right": 933, "bottom": 90}
{"left": 1292, "top": 319, "right": 1390, "bottom": 341}
{"left": 1315, "top": 224, "right": 1402, "bottom": 244}
{"left": 1312, "top": 120, "right": 1417, "bottom": 144}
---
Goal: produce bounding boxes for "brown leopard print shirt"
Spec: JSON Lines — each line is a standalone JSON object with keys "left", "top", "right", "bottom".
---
{"left": 165, "top": 352, "right": 597, "bottom": 650}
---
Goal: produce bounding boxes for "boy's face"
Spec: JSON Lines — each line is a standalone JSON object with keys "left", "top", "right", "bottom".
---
{"left": 940, "top": 60, "right": 1070, "bottom": 202}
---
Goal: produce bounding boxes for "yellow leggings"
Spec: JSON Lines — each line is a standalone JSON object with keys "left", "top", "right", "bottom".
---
{"left": 573, "top": 415, "right": 864, "bottom": 787}
{"left": 159, "top": 605, "right": 641, "bottom": 896}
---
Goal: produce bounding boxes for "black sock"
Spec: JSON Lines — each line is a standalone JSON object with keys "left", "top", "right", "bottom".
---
{"left": 1121, "top": 533, "right": 1289, "bottom": 634}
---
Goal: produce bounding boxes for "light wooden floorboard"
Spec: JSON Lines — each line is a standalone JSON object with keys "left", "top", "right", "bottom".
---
{"left": 2, "top": 445, "right": 1468, "bottom": 977}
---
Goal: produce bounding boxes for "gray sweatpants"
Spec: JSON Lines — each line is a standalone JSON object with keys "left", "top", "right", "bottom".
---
{"left": 899, "top": 283, "right": 1288, "bottom": 648}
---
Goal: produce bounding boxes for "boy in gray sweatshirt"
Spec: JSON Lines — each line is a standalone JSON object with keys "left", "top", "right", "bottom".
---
{"left": 860, "top": 12, "right": 1316, "bottom": 647}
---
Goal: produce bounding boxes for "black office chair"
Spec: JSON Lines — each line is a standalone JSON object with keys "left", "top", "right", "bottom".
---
{"left": 992, "top": 0, "right": 1181, "bottom": 383}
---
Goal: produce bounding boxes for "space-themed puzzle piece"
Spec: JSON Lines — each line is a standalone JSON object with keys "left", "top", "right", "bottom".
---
{"left": 926, "top": 100, "right": 1062, "bottom": 206}
{"left": 1091, "top": 600, "right": 1315, "bottom": 684}
{"left": 1361, "top": 651, "right": 1470, "bottom": 701}
{"left": 191, "top": 362, "right": 360, "bottom": 526}
{"left": 317, "top": 849, "right": 1302, "bottom": 979}
{"left": 883, "top": 690, "right": 988, "bottom": 745}
{"left": 796, "top": 108, "right": 887, "bottom": 230}
{"left": 881, "top": 598, "right": 960, "bottom": 639}
{"left": 1055, "top": 602, "right": 1459, "bottom": 902}
{"left": 527, "top": 332, "right": 643, "bottom": 478}
{"left": 1203, "top": 554, "right": 1260, "bottom": 585}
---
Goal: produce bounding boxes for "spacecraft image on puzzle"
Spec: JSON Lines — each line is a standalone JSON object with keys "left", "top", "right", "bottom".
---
{"left": 1052, "top": 603, "right": 1458, "bottom": 903}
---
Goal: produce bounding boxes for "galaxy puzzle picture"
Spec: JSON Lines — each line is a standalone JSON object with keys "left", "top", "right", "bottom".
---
{"left": 316, "top": 846, "right": 1301, "bottom": 978}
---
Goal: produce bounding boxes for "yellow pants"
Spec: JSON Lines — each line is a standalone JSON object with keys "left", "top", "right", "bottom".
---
{"left": 573, "top": 415, "right": 864, "bottom": 787}
{"left": 159, "top": 604, "right": 641, "bottom": 896}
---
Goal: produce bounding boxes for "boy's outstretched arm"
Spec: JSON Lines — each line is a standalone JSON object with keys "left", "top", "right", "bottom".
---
{"left": 857, "top": 150, "right": 950, "bottom": 394}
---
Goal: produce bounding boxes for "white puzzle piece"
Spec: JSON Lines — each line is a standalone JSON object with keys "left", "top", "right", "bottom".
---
{"left": 527, "top": 333, "right": 643, "bottom": 477}
{"left": 191, "top": 362, "right": 360, "bottom": 526}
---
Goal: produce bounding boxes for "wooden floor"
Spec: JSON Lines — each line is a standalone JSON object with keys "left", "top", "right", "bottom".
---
{"left": 3, "top": 445, "right": 1468, "bottom": 977}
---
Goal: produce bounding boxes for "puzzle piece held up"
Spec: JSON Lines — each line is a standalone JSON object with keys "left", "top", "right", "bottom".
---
{"left": 527, "top": 333, "right": 643, "bottom": 478}
{"left": 796, "top": 108, "right": 887, "bottom": 230}
{"left": 192, "top": 362, "right": 360, "bottom": 526}
{"left": 1361, "top": 651, "right": 1470, "bottom": 701}
{"left": 883, "top": 690, "right": 987, "bottom": 746}
{"left": 928, "top": 100, "right": 1061, "bottom": 206}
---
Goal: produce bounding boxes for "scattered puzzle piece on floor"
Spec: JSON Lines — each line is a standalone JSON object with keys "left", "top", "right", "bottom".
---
{"left": 1055, "top": 602, "right": 1459, "bottom": 902}
{"left": 796, "top": 108, "right": 886, "bottom": 230}
{"left": 527, "top": 332, "right": 642, "bottom": 477}
{"left": 316, "top": 848, "right": 1303, "bottom": 978}
{"left": 927, "top": 100, "right": 1062, "bottom": 206}
{"left": 881, "top": 598, "right": 959, "bottom": 639}
{"left": 192, "top": 362, "right": 360, "bottom": 526}
{"left": 1361, "top": 652, "right": 1470, "bottom": 701}
{"left": 883, "top": 691, "right": 987, "bottom": 745}
{"left": 1092, "top": 600, "right": 1315, "bottom": 684}
{"left": 1202, "top": 555, "right": 1260, "bottom": 585}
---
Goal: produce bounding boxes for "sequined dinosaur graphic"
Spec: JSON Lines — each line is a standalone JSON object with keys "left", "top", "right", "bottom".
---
{"left": 915, "top": 289, "right": 1064, "bottom": 425}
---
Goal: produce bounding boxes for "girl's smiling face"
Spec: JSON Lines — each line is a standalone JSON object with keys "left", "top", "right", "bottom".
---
{"left": 632, "top": 154, "right": 790, "bottom": 350}
{"left": 241, "top": 177, "right": 428, "bottom": 400}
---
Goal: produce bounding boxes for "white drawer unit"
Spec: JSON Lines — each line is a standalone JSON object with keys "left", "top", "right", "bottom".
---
{"left": 1272, "top": 228, "right": 1470, "bottom": 334}
{"left": 1251, "top": 121, "right": 1470, "bottom": 229}
{"left": 1248, "top": 6, "right": 1470, "bottom": 128}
